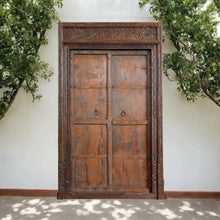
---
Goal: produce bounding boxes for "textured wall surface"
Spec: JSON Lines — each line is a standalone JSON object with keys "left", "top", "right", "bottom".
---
{"left": 0, "top": 0, "right": 219, "bottom": 191}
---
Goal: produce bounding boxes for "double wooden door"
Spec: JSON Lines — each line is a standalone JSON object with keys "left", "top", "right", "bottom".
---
{"left": 69, "top": 50, "right": 151, "bottom": 194}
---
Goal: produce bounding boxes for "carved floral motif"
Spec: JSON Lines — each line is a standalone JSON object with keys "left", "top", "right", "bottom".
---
{"left": 63, "top": 27, "right": 157, "bottom": 42}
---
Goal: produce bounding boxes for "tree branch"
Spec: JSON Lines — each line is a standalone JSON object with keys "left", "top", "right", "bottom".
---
{"left": 201, "top": 86, "right": 220, "bottom": 107}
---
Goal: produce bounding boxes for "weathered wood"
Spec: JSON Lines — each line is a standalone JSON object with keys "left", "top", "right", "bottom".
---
{"left": 70, "top": 53, "right": 107, "bottom": 87}
{"left": 70, "top": 88, "right": 107, "bottom": 119}
{"left": 58, "top": 22, "right": 165, "bottom": 199}
{"left": 72, "top": 158, "right": 107, "bottom": 187}
{"left": 112, "top": 126, "right": 147, "bottom": 157}
{"left": 71, "top": 125, "right": 107, "bottom": 156}
{"left": 112, "top": 158, "right": 147, "bottom": 188}
{"left": 112, "top": 55, "right": 147, "bottom": 87}
{"left": 107, "top": 53, "right": 113, "bottom": 187}
{"left": 112, "top": 88, "right": 147, "bottom": 120}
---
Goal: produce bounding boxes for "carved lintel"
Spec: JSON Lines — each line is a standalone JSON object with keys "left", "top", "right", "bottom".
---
{"left": 63, "top": 27, "right": 157, "bottom": 43}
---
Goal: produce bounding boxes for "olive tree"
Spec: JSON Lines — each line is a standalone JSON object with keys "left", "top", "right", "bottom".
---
{"left": 0, "top": 0, "right": 62, "bottom": 120}
{"left": 140, "top": 0, "right": 220, "bottom": 107}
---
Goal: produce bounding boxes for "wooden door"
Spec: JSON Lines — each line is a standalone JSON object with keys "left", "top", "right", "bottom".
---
{"left": 69, "top": 50, "right": 151, "bottom": 194}
{"left": 58, "top": 22, "right": 165, "bottom": 200}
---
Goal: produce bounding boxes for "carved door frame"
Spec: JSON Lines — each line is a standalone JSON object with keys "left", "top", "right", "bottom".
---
{"left": 58, "top": 22, "right": 165, "bottom": 199}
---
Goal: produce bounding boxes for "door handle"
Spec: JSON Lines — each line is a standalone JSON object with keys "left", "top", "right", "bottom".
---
{"left": 94, "top": 109, "right": 99, "bottom": 116}
{"left": 120, "top": 111, "right": 126, "bottom": 117}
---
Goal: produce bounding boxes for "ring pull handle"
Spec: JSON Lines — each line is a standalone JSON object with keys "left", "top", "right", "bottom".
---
{"left": 94, "top": 109, "right": 99, "bottom": 116}
{"left": 120, "top": 111, "right": 126, "bottom": 117}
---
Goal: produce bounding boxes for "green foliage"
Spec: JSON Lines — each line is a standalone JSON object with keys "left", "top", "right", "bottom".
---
{"left": 139, "top": 0, "right": 220, "bottom": 106}
{"left": 0, "top": 0, "right": 62, "bottom": 120}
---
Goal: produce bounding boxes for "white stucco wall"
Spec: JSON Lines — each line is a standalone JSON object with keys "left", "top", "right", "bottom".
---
{"left": 0, "top": 0, "right": 219, "bottom": 191}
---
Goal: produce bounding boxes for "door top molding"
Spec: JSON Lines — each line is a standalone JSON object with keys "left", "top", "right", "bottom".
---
{"left": 59, "top": 22, "right": 162, "bottom": 44}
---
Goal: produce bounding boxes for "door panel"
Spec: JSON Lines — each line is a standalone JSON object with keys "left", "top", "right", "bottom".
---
{"left": 72, "top": 158, "right": 107, "bottom": 187}
{"left": 112, "top": 125, "right": 147, "bottom": 157}
{"left": 112, "top": 89, "right": 147, "bottom": 120}
{"left": 71, "top": 125, "right": 107, "bottom": 155}
{"left": 69, "top": 50, "right": 150, "bottom": 193}
{"left": 112, "top": 55, "right": 147, "bottom": 87}
{"left": 70, "top": 88, "right": 107, "bottom": 119}
{"left": 70, "top": 54, "right": 107, "bottom": 87}
{"left": 111, "top": 54, "right": 148, "bottom": 190}
{"left": 112, "top": 159, "right": 147, "bottom": 188}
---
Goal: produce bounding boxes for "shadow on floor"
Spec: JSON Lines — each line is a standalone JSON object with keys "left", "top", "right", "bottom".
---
{"left": 0, "top": 197, "right": 220, "bottom": 220}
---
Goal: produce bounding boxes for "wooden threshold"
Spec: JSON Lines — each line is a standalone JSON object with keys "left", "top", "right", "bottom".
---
{"left": 57, "top": 192, "right": 157, "bottom": 199}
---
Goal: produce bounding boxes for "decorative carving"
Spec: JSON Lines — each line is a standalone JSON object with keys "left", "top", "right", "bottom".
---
{"left": 151, "top": 50, "right": 157, "bottom": 193}
{"left": 58, "top": 162, "right": 65, "bottom": 193}
{"left": 63, "top": 27, "right": 157, "bottom": 42}
{"left": 157, "top": 164, "right": 164, "bottom": 194}
{"left": 157, "top": 42, "right": 165, "bottom": 198}
{"left": 65, "top": 162, "right": 71, "bottom": 193}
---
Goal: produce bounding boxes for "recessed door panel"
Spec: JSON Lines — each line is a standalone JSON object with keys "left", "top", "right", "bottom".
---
{"left": 70, "top": 88, "right": 107, "bottom": 119}
{"left": 112, "top": 89, "right": 147, "bottom": 120}
{"left": 112, "top": 55, "right": 147, "bottom": 87}
{"left": 112, "top": 159, "right": 147, "bottom": 188}
{"left": 72, "top": 158, "right": 107, "bottom": 187}
{"left": 70, "top": 54, "right": 107, "bottom": 87}
{"left": 71, "top": 125, "right": 107, "bottom": 155}
{"left": 112, "top": 125, "right": 147, "bottom": 157}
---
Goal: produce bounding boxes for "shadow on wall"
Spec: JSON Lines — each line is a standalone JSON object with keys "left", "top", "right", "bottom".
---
{"left": 0, "top": 197, "right": 220, "bottom": 220}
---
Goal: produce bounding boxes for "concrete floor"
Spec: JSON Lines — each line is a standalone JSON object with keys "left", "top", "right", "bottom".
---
{"left": 0, "top": 197, "right": 220, "bottom": 220}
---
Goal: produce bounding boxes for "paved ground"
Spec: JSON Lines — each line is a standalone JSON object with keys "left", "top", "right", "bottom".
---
{"left": 0, "top": 197, "right": 220, "bottom": 220}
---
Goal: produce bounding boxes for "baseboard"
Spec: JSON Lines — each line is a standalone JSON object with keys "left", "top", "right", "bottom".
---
{"left": 0, "top": 189, "right": 220, "bottom": 199}
{"left": 166, "top": 191, "right": 220, "bottom": 199}
{"left": 0, "top": 189, "right": 57, "bottom": 197}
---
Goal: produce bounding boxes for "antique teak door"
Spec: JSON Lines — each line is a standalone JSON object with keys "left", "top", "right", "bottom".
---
{"left": 58, "top": 23, "right": 165, "bottom": 199}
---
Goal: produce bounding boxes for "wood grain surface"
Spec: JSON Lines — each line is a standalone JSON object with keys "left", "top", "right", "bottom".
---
{"left": 58, "top": 23, "right": 165, "bottom": 199}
